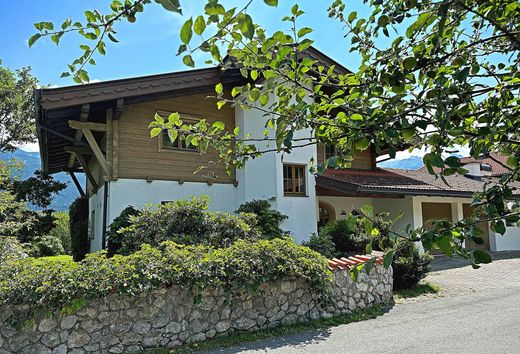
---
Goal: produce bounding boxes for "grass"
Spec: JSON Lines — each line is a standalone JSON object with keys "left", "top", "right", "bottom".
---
{"left": 394, "top": 282, "right": 440, "bottom": 300}
{"left": 142, "top": 304, "right": 389, "bottom": 354}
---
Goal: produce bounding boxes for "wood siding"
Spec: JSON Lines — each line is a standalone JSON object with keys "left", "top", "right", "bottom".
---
{"left": 117, "top": 92, "right": 235, "bottom": 184}
{"left": 316, "top": 144, "right": 375, "bottom": 170}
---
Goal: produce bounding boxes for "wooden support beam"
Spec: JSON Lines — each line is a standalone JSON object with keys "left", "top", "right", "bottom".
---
{"left": 67, "top": 104, "right": 90, "bottom": 168}
{"left": 69, "top": 120, "right": 107, "bottom": 132}
{"left": 64, "top": 146, "right": 94, "bottom": 155}
{"left": 82, "top": 128, "right": 110, "bottom": 176}
{"left": 114, "top": 98, "right": 124, "bottom": 120}
{"left": 75, "top": 152, "right": 98, "bottom": 191}
{"left": 68, "top": 171, "right": 85, "bottom": 197}
{"left": 105, "top": 109, "right": 113, "bottom": 182}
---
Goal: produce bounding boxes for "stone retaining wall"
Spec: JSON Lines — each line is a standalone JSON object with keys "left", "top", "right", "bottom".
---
{"left": 0, "top": 264, "right": 392, "bottom": 353}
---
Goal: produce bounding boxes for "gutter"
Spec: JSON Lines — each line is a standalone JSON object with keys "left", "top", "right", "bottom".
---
{"left": 34, "top": 88, "right": 48, "bottom": 174}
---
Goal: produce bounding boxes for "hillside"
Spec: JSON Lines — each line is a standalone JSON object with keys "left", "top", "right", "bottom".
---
{"left": 377, "top": 156, "right": 424, "bottom": 170}
{"left": 0, "top": 149, "right": 83, "bottom": 211}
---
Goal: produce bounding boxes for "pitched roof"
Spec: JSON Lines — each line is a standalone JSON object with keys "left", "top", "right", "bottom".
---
{"left": 316, "top": 168, "right": 520, "bottom": 197}
{"left": 459, "top": 153, "right": 511, "bottom": 177}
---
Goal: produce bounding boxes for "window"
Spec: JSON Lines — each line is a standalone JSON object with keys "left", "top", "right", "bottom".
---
{"left": 325, "top": 144, "right": 336, "bottom": 160}
{"left": 318, "top": 202, "right": 335, "bottom": 228}
{"left": 158, "top": 113, "right": 199, "bottom": 152}
{"left": 283, "top": 164, "right": 306, "bottom": 195}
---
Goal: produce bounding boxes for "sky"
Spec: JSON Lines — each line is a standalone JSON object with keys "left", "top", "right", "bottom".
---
{"left": 1, "top": 0, "right": 459, "bottom": 159}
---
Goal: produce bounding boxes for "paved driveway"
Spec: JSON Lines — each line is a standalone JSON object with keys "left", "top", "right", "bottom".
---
{"left": 201, "top": 252, "right": 520, "bottom": 354}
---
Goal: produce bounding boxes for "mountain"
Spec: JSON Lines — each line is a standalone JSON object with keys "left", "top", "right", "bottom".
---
{"left": 0, "top": 149, "right": 83, "bottom": 211}
{"left": 378, "top": 156, "right": 424, "bottom": 170}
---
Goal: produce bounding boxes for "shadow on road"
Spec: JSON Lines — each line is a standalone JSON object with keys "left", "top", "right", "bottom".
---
{"left": 431, "top": 251, "right": 520, "bottom": 272}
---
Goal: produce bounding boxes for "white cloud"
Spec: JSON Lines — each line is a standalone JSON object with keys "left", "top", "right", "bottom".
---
{"left": 19, "top": 142, "right": 40, "bottom": 153}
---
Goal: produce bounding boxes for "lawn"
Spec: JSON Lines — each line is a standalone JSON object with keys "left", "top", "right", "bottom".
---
{"left": 394, "top": 282, "right": 440, "bottom": 300}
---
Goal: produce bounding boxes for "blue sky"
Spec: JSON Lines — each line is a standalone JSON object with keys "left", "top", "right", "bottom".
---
{"left": 1, "top": 1, "right": 372, "bottom": 87}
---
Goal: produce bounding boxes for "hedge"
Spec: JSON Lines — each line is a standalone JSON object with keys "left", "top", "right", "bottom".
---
{"left": 0, "top": 238, "right": 332, "bottom": 313}
{"left": 69, "top": 197, "right": 89, "bottom": 261}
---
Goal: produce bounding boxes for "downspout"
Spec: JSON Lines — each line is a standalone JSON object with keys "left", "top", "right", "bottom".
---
{"left": 102, "top": 181, "right": 109, "bottom": 249}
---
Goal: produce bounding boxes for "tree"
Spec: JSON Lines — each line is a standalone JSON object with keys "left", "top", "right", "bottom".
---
{"left": 0, "top": 62, "right": 39, "bottom": 152}
{"left": 31, "top": 0, "right": 519, "bottom": 267}
{"left": 0, "top": 159, "right": 66, "bottom": 243}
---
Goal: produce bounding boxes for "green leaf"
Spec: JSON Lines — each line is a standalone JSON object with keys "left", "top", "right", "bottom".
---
{"left": 238, "top": 14, "right": 254, "bottom": 40}
{"left": 180, "top": 18, "right": 193, "bottom": 44}
{"left": 354, "top": 137, "right": 370, "bottom": 151}
{"left": 434, "top": 236, "right": 453, "bottom": 257}
{"left": 383, "top": 250, "right": 395, "bottom": 268}
{"left": 297, "top": 27, "right": 313, "bottom": 38}
{"left": 494, "top": 220, "right": 506, "bottom": 235}
{"left": 194, "top": 16, "right": 206, "bottom": 35}
{"left": 150, "top": 127, "right": 162, "bottom": 137}
{"left": 248, "top": 88, "right": 261, "bottom": 102}
{"left": 351, "top": 113, "right": 363, "bottom": 121}
{"left": 215, "top": 83, "right": 223, "bottom": 94}
{"left": 403, "top": 56, "right": 417, "bottom": 70}
{"left": 472, "top": 250, "right": 492, "bottom": 264}
{"left": 157, "top": 0, "right": 182, "bottom": 14}
{"left": 183, "top": 55, "right": 195, "bottom": 67}
{"left": 28, "top": 33, "right": 41, "bottom": 47}
{"left": 212, "top": 121, "right": 225, "bottom": 130}
{"left": 263, "top": 0, "right": 278, "bottom": 5}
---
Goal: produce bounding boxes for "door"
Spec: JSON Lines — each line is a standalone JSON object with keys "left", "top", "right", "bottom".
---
{"left": 422, "top": 202, "right": 453, "bottom": 255}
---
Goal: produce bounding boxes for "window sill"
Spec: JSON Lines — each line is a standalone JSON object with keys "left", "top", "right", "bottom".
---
{"left": 283, "top": 193, "right": 308, "bottom": 198}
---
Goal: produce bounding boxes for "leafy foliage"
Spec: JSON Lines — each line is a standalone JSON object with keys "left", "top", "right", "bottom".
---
{"left": 117, "top": 196, "right": 259, "bottom": 255}
{"left": 235, "top": 199, "right": 288, "bottom": 239}
{"left": 0, "top": 63, "right": 39, "bottom": 152}
{"left": 302, "top": 232, "right": 336, "bottom": 259}
{"left": 0, "top": 160, "right": 66, "bottom": 243}
{"left": 392, "top": 240, "right": 433, "bottom": 290}
{"left": 69, "top": 197, "right": 89, "bottom": 261}
{"left": 0, "top": 238, "right": 331, "bottom": 314}
{"left": 0, "top": 237, "right": 28, "bottom": 264}
{"left": 28, "top": 235, "right": 66, "bottom": 258}
{"left": 32, "top": 0, "right": 520, "bottom": 264}
{"left": 45, "top": 211, "right": 71, "bottom": 254}
{"left": 106, "top": 205, "right": 140, "bottom": 257}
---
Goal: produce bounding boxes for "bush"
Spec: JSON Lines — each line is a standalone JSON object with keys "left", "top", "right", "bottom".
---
{"left": 0, "top": 238, "right": 331, "bottom": 313}
{"left": 118, "top": 196, "right": 259, "bottom": 255}
{"left": 45, "top": 212, "right": 71, "bottom": 254}
{"left": 29, "top": 235, "right": 65, "bottom": 257}
{"left": 302, "top": 233, "right": 335, "bottom": 259}
{"left": 69, "top": 197, "right": 89, "bottom": 261}
{"left": 319, "top": 215, "right": 369, "bottom": 256}
{"left": 235, "top": 199, "right": 288, "bottom": 239}
{"left": 107, "top": 206, "right": 140, "bottom": 257}
{"left": 392, "top": 240, "right": 433, "bottom": 290}
{"left": 0, "top": 237, "right": 28, "bottom": 263}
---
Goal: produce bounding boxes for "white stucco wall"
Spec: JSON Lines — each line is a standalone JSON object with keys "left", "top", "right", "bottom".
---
{"left": 107, "top": 178, "right": 238, "bottom": 222}
{"left": 492, "top": 225, "right": 520, "bottom": 251}
{"left": 373, "top": 196, "right": 415, "bottom": 234}
{"left": 235, "top": 105, "right": 318, "bottom": 243}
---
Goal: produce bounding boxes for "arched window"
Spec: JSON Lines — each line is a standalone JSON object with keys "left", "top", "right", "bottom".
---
{"left": 318, "top": 203, "right": 335, "bottom": 228}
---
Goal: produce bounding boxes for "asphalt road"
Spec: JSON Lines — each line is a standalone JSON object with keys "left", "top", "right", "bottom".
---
{"left": 201, "top": 253, "right": 520, "bottom": 354}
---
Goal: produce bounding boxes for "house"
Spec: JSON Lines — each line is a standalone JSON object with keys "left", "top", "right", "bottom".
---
{"left": 35, "top": 47, "right": 520, "bottom": 253}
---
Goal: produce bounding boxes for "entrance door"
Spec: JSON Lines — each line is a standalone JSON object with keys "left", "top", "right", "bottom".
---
{"left": 462, "top": 204, "right": 490, "bottom": 251}
{"left": 422, "top": 202, "right": 453, "bottom": 255}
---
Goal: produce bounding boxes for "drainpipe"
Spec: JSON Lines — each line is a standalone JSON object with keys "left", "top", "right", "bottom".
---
{"left": 102, "top": 181, "right": 109, "bottom": 249}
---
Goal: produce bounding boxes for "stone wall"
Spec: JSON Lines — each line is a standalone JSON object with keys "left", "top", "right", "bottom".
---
{"left": 0, "top": 264, "right": 392, "bottom": 353}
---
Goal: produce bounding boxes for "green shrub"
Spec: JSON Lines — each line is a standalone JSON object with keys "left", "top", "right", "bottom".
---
{"left": 0, "top": 238, "right": 331, "bottom": 313}
{"left": 0, "top": 237, "right": 28, "bottom": 263}
{"left": 235, "top": 199, "right": 288, "bottom": 239}
{"left": 45, "top": 211, "right": 71, "bottom": 254}
{"left": 302, "top": 233, "right": 335, "bottom": 259}
{"left": 392, "top": 240, "right": 433, "bottom": 290}
{"left": 29, "top": 235, "right": 65, "bottom": 257}
{"left": 117, "top": 197, "right": 259, "bottom": 255}
{"left": 107, "top": 206, "right": 140, "bottom": 257}
{"left": 69, "top": 197, "right": 89, "bottom": 261}
{"left": 319, "top": 215, "right": 369, "bottom": 256}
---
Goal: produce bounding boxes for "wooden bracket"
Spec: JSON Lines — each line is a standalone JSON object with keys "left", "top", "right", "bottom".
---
{"left": 67, "top": 104, "right": 90, "bottom": 169}
{"left": 64, "top": 146, "right": 95, "bottom": 155}
{"left": 69, "top": 120, "right": 107, "bottom": 132}
{"left": 75, "top": 152, "right": 98, "bottom": 191}
{"left": 68, "top": 170, "right": 86, "bottom": 197}
{"left": 81, "top": 128, "right": 110, "bottom": 176}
